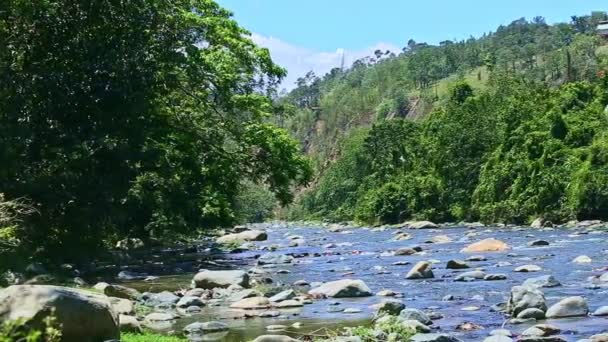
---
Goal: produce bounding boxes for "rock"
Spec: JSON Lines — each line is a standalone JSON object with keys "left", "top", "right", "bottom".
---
{"left": 529, "top": 240, "right": 550, "bottom": 246}
{"left": 429, "top": 235, "right": 452, "bottom": 244}
{"left": 572, "top": 255, "right": 592, "bottom": 263}
{"left": 257, "top": 253, "right": 294, "bottom": 265}
{"left": 517, "top": 308, "right": 545, "bottom": 319}
{"left": 394, "top": 233, "right": 413, "bottom": 241}
{"left": 115, "top": 238, "right": 144, "bottom": 250}
{"left": 410, "top": 333, "right": 461, "bottom": 342}
{"left": 400, "top": 319, "right": 431, "bottom": 333}
{"left": 185, "top": 288, "right": 207, "bottom": 297}
{"left": 405, "top": 261, "right": 434, "bottom": 279}
{"left": 343, "top": 308, "right": 362, "bottom": 313}
{"left": 119, "top": 314, "right": 141, "bottom": 333}
{"left": 273, "top": 300, "right": 303, "bottom": 308}
{"left": 592, "top": 306, "right": 608, "bottom": 316}
{"left": 395, "top": 247, "right": 418, "bottom": 256}
{"left": 466, "top": 255, "right": 487, "bottom": 261}
{"left": 374, "top": 300, "right": 405, "bottom": 316}
{"left": 514, "top": 265, "right": 542, "bottom": 272}
{"left": 484, "top": 274, "right": 507, "bottom": 281}
{"left": 216, "top": 230, "right": 267, "bottom": 243}
{"left": 399, "top": 308, "right": 432, "bottom": 325}
{"left": 531, "top": 218, "right": 544, "bottom": 228}
{"left": 507, "top": 285, "right": 547, "bottom": 317}
{"left": 446, "top": 260, "right": 469, "bottom": 269}
{"left": 103, "top": 284, "right": 140, "bottom": 300}
{"left": 230, "top": 297, "right": 270, "bottom": 310}
{"left": 521, "top": 324, "right": 560, "bottom": 337}
{"left": 117, "top": 270, "right": 148, "bottom": 281}
{"left": 455, "top": 270, "right": 485, "bottom": 281}
{"left": 0, "top": 285, "right": 119, "bottom": 342}
{"left": 308, "top": 279, "right": 372, "bottom": 298}
{"left": 183, "top": 321, "right": 229, "bottom": 334}
{"left": 143, "top": 291, "right": 180, "bottom": 306}
{"left": 376, "top": 289, "right": 397, "bottom": 297}
{"left": 523, "top": 275, "right": 561, "bottom": 288}
{"left": 176, "top": 296, "right": 205, "bottom": 308}
{"left": 545, "top": 296, "right": 588, "bottom": 318}
{"left": 144, "top": 312, "right": 176, "bottom": 330}
{"left": 407, "top": 221, "right": 439, "bottom": 229}
{"left": 108, "top": 297, "right": 134, "bottom": 315}
{"left": 252, "top": 335, "right": 299, "bottom": 342}
{"left": 269, "top": 289, "right": 296, "bottom": 303}
{"left": 93, "top": 282, "right": 109, "bottom": 292}
{"left": 192, "top": 270, "right": 249, "bottom": 289}
{"left": 483, "top": 336, "right": 512, "bottom": 342}
{"left": 590, "top": 333, "right": 608, "bottom": 342}
{"left": 461, "top": 238, "right": 509, "bottom": 253}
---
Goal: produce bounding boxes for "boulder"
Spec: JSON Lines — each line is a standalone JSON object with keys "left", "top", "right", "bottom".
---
{"left": 528, "top": 240, "right": 550, "bottom": 247}
{"left": 0, "top": 285, "right": 119, "bottom": 342}
{"left": 572, "top": 255, "right": 592, "bottom": 263}
{"left": 142, "top": 291, "right": 180, "bottom": 307}
{"left": 405, "top": 261, "right": 434, "bottom": 279}
{"left": 514, "top": 265, "right": 542, "bottom": 272}
{"left": 409, "top": 221, "right": 439, "bottom": 229}
{"left": 523, "top": 275, "right": 561, "bottom": 288}
{"left": 517, "top": 308, "right": 545, "bottom": 319}
{"left": 455, "top": 270, "right": 485, "bottom": 281}
{"left": 410, "top": 333, "right": 462, "bottom": 342}
{"left": 521, "top": 324, "right": 560, "bottom": 337}
{"left": 545, "top": 296, "right": 588, "bottom": 318}
{"left": 216, "top": 230, "right": 267, "bottom": 244}
{"left": 103, "top": 284, "right": 140, "bottom": 300}
{"left": 176, "top": 296, "right": 205, "bottom": 308}
{"left": 257, "top": 254, "right": 294, "bottom": 265}
{"left": 399, "top": 308, "right": 432, "bottom": 325}
{"left": 461, "top": 238, "right": 509, "bottom": 253}
{"left": 183, "top": 321, "right": 229, "bottom": 334}
{"left": 192, "top": 270, "right": 249, "bottom": 289}
{"left": 230, "top": 297, "right": 270, "bottom": 310}
{"left": 252, "top": 336, "right": 299, "bottom": 342}
{"left": 446, "top": 260, "right": 469, "bottom": 269}
{"left": 592, "top": 306, "right": 608, "bottom": 316}
{"left": 506, "top": 285, "right": 547, "bottom": 317}
{"left": 119, "top": 314, "right": 141, "bottom": 333}
{"left": 429, "top": 235, "right": 452, "bottom": 244}
{"left": 269, "top": 289, "right": 296, "bottom": 303}
{"left": 309, "top": 279, "right": 372, "bottom": 298}
{"left": 374, "top": 300, "right": 405, "bottom": 316}
{"left": 143, "top": 312, "right": 176, "bottom": 330}
{"left": 484, "top": 274, "right": 507, "bottom": 281}
{"left": 108, "top": 297, "right": 134, "bottom": 315}
{"left": 272, "top": 300, "right": 303, "bottom": 308}
{"left": 395, "top": 247, "right": 418, "bottom": 256}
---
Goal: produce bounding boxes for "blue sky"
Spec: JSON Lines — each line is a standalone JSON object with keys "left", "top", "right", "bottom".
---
{"left": 216, "top": 0, "right": 607, "bottom": 88}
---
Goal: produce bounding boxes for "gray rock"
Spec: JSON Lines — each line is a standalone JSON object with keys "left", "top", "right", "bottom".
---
{"left": 405, "top": 261, "right": 434, "bottom": 279}
{"left": 117, "top": 270, "right": 148, "bottom": 280}
{"left": 517, "top": 308, "right": 545, "bottom": 319}
{"left": 216, "top": 230, "right": 267, "bottom": 243}
{"left": 545, "top": 296, "right": 588, "bottom": 318}
{"left": 108, "top": 297, "right": 134, "bottom": 315}
{"left": 399, "top": 308, "right": 432, "bottom": 325}
{"left": 257, "top": 254, "right": 294, "bottom": 265}
{"left": 269, "top": 289, "right": 296, "bottom": 303}
{"left": 523, "top": 275, "right": 561, "bottom": 288}
{"left": 592, "top": 306, "right": 608, "bottom": 316}
{"left": 455, "top": 270, "right": 485, "bottom": 281}
{"left": 143, "top": 291, "right": 180, "bottom": 307}
{"left": 410, "top": 333, "right": 462, "bottom": 342}
{"left": 0, "top": 285, "right": 119, "bottom": 342}
{"left": 514, "top": 264, "right": 542, "bottom": 272}
{"left": 118, "top": 314, "right": 141, "bottom": 333}
{"left": 484, "top": 274, "right": 507, "bottom": 281}
{"left": 400, "top": 319, "right": 431, "bottom": 333}
{"left": 176, "top": 295, "right": 204, "bottom": 308}
{"left": 183, "top": 321, "right": 229, "bottom": 334}
{"left": 192, "top": 270, "right": 250, "bottom": 289}
{"left": 374, "top": 300, "right": 405, "bottom": 316}
{"left": 446, "top": 260, "right": 470, "bottom": 269}
{"left": 143, "top": 312, "right": 176, "bottom": 330}
{"left": 252, "top": 335, "right": 299, "bottom": 342}
{"left": 103, "top": 284, "right": 141, "bottom": 300}
{"left": 507, "top": 285, "right": 547, "bottom": 317}
{"left": 308, "top": 279, "right": 372, "bottom": 298}
{"left": 395, "top": 247, "right": 418, "bottom": 256}
{"left": 230, "top": 296, "right": 270, "bottom": 309}
{"left": 409, "top": 221, "right": 439, "bottom": 229}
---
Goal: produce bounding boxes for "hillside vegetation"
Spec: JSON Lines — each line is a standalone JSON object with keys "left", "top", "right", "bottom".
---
{"left": 284, "top": 13, "right": 608, "bottom": 225}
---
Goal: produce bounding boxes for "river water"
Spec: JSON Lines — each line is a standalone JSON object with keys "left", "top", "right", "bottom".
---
{"left": 123, "top": 222, "right": 608, "bottom": 341}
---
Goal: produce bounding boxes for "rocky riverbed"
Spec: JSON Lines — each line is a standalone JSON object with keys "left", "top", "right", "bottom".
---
{"left": 3, "top": 220, "right": 608, "bottom": 341}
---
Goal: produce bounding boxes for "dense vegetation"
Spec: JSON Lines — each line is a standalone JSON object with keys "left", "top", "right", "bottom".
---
{"left": 0, "top": 0, "right": 310, "bottom": 266}
{"left": 286, "top": 14, "right": 608, "bottom": 225}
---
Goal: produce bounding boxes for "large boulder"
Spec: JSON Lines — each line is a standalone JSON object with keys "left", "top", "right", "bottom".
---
{"left": 545, "top": 296, "right": 588, "bottom": 318}
{"left": 461, "top": 238, "right": 509, "bottom": 253}
{"left": 506, "top": 285, "right": 547, "bottom": 317}
{"left": 192, "top": 270, "right": 249, "bottom": 289}
{"left": 216, "top": 230, "right": 267, "bottom": 244}
{"left": 0, "top": 285, "right": 119, "bottom": 342}
{"left": 230, "top": 297, "right": 270, "bottom": 310}
{"left": 257, "top": 253, "right": 293, "bottom": 265}
{"left": 308, "top": 279, "right": 372, "bottom": 298}
{"left": 405, "top": 261, "right": 434, "bottom": 279}
{"left": 103, "top": 284, "right": 141, "bottom": 300}
{"left": 408, "top": 221, "right": 439, "bottom": 229}
{"left": 522, "top": 275, "right": 561, "bottom": 288}
{"left": 399, "top": 308, "right": 432, "bottom": 325}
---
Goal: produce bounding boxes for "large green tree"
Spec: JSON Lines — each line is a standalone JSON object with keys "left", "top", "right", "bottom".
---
{"left": 0, "top": 0, "right": 310, "bottom": 261}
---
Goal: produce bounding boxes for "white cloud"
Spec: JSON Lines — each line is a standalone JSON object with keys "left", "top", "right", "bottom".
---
{"left": 251, "top": 33, "right": 400, "bottom": 91}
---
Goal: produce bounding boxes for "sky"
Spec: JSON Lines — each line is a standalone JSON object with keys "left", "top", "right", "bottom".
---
{"left": 216, "top": 0, "right": 607, "bottom": 89}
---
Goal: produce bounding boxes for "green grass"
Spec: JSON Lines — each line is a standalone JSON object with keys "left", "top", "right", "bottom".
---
{"left": 121, "top": 332, "right": 187, "bottom": 342}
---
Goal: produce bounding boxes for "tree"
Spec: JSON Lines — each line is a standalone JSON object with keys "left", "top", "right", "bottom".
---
{"left": 0, "top": 0, "right": 310, "bottom": 261}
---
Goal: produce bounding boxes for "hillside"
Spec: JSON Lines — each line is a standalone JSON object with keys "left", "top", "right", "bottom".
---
{"left": 281, "top": 13, "right": 608, "bottom": 225}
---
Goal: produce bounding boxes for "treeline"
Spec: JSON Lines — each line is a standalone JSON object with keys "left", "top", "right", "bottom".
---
{"left": 285, "top": 13, "right": 608, "bottom": 225}
{"left": 0, "top": 0, "right": 310, "bottom": 265}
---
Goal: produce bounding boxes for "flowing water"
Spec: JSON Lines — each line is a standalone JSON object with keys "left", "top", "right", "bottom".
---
{"left": 123, "top": 223, "right": 608, "bottom": 341}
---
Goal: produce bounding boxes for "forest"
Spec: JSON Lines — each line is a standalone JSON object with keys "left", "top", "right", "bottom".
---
{"left": 283, "top": 13, "right": 608, "bottom": 226}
